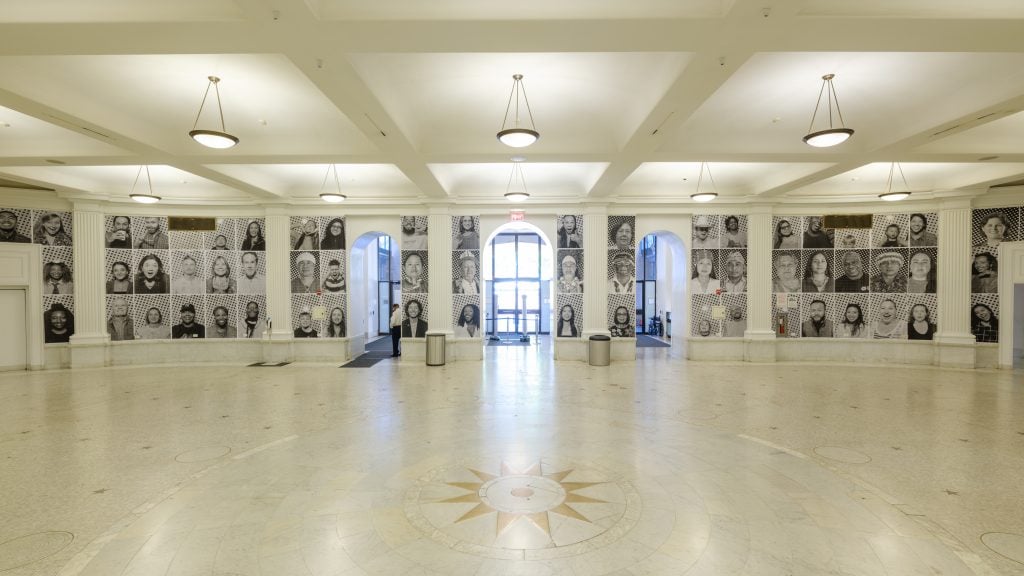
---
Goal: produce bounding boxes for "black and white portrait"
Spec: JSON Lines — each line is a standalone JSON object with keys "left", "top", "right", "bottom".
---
{"left": 720, "top": 215, "right": 748, "bottom": 248}
{"left": 239, "top": 218, "right": 266, "bottom": 251}
{"left": 322, "top": 294, "right": 347, "bottom": 338}
{"left": 868, "top": 249, "right": 909, "bottom": 293}
{"left": 401, "top": 216, "right": 429, "bottom": 250}
{"left": 721, "top": 294, "right": 747, "bottom": 338}
{"left": 906, "top": 248, "right": 937, "bottom": 293}
{"left": 33, "top": 211, "right": 73, "bottom": 246}
{"left": 802, "top": 216, "right": 833, "bottom": 249}
{"left": 607, "top": 216, "right": 635, "bottom": 251}
{"left": 168, "top": 228, "right": 204, "bottom": 251}
{"left": 971, "top": 247, "right": 998, "bottom": 294}
{"left": 834, "top": 228, "right": 870, "bottom": 249}
{"left": 290, "top": 216, "right": 321, "bottom": 251}
{"left": 872, "top": 213, "right": 910, "bottom": 248}
{"left": 105, "top": 215, "right": 133, "bottom": 248}
{"left": 171, "top": 250, "right": 206, "bottom": 294}
{"left": 772, "top": 216, "right": 802, "bottom": 250}
{"left": 41, "top": 246, "right": 74, "bottom": 295}
{"left": 720, "top": 249, "right": 747, "bottom": 293}
{"left": 133, "top": 294, "right": 171, "bottom": 340}
{"left": 43, "top": 296, "right": 75, "bottom": 343}
{"left": 401, "top": 250, "right": 428, "bottom": 293}
{"left": 557, "top": 214, "right": 583, "bottom": 249}
{"left": 452, "top": 251, "right": 480, "bottom": 295}
{"left": 870, "top": 294, "right": 910, "bottom": 339}
{"left": 800, "top": 294, "right": 835, "bottom": 338}
{"left": 452, "top": 295, "right": 481, "bottom": 339}
{"left": 833, "top": 293, "right": 870, "bottom": 339}
{"left": 205, "top": 252, "right": 237, "bottom": 294}
{"left": 451, "top": 215, "right": 480, "bottom": 250}
{"left": 834, "top": 249, "right": 870, "bottom": 293}
{"left": 691, "top": 294, "right": 719, "bottom": 337}
{"left": 239, "top": 296, "right": 268, "bottom": 339}
{"left": 133, "top": 216, "right": 169, "bottom": 250}
{"left": 607, "top": 294, "right": 634, "bottom": 338}
{"left": 205, "top": 295, "right": 238, "bottom": 338}
{"left": 105, "top": 295, "right": 135, "bottom": 341}
{"left": 691, "top": 249, "right": 720, "bottom": 295}
{"left": 206, "top": 219, "right": 237, "bottom": 251}
{"left": 907, "top": 212, "right": 938, "bottom": 247}
{"left": 556, "top": 249, "right": 583, "bottom": 293}
{"left": 801, "top": 250, "right": 835, "bottom": 294}
{"left": 400, "top": 295, "right": 428, "bottom": 338}
{"left": 320, "top": 217, "right": 346, "bottom": 250}
{"left": 771, "top": 250, "right": 801, "bottom": 293}
{"left": 691, "top": 215, "right": 719, "bottom": 249}
{"left": 907, "top": 295, "right": 938, "bottom": 340}
{"left": 106, "top": 249, "right": 134, "bottom": 295}
{"left": 971, "top": 207, "right": 1018, "bottom": 248}
{"left": 236, "top": 250, "right": 267, "bottom": 294}
{"left": 320, "top": 251, "right": 346, "bottom": 293}
{"left": 0, "top": 208, "right": 32, "bottom": 243}
{"left": 555, "top": 294, "right": 583, "bottom": 338}
{"left": 133, "top": 251, "right": 170, "bottom": 295}
{"left": 970, "top": 294, "right": 999, "bottom": 343}
{"left": 606, "top": 250, "right": 635, "bottom": 294}
{"left": 291, "top": 294, "right": 319, "bottom": 338}
{"left": 290, "top": 251, "right": 320, "bottom": 294}
{"left": 170, "top": 296, "right": 205, "bottom": 339}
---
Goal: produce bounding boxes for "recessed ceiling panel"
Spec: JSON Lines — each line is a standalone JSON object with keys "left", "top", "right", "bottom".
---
{"left": 349, "top": 52, "right": 692, "bottom": 155}
{"left": 207, "top": 164, "right": 419, "bottom": 199}
{"left": 313, "top": 0, "right": 731, "bottom": 20}
{"left": 663, "top": 52, "right": 1024, "bottom": 155}
{"left": 428, "top": 163, "right": 609, "bottom": 198}
{"left": 620, "top": 162, "right": 833, "bottom": 197}
{"left": 914, "top": 111, "right": 1024, "bottom": 155}
{"left": 0, "top": 165, "right": 248, "bottom": 200}
{"left": 0, "top": 55, "right": 378, "bottom": 156}
{"left": 788, "top": 163, "right": 1024, "bottom": 197}
{"left": 0, "top": 106, "right": 132, "bottom": 157}
{"left": 798, "top": 0, "right": 1024, "bottom": 19}
{"left": 0, "top": 0, "right": 244, "bottom": 22}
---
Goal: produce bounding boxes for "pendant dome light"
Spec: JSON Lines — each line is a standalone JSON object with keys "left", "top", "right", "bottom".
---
{"left": 189, "top": 76, "right": 239, "bottom": 149}
{"left": 689, "top": 162, "right": 718, "bottom": 202}
{"left": 319, "top": 164, "right": 347, "bottom": 203}
{"left": 497, "top": 74, "right": 539, "bottom": 148}
{"left": 878, "top": 162, "right": 911, "bottom": 201}
{"left": 128, "top": 165, "right": 161, "bottom": 203}
{"left": 504, "top": 161, "right": 530, "bottom": 202}
{"left": 803, "top": 74, "right": 854, "bottom": 148}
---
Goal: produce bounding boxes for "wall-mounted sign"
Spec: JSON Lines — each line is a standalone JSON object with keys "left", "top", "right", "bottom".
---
{"left": 509, "top": 210, "right": 525, "bottom": 222}
{"left": 168, "top": 216, "right": 217, "bottom": 231}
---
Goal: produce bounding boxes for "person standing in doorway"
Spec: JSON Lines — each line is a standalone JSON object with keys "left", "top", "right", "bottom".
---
{"left": 390, "top": 303, "right": 402, "bottom": 357}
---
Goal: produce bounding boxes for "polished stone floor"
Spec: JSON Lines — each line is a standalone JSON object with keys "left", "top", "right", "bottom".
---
{"left": 2, "top": 339, "right": 1023, "bottom": 575}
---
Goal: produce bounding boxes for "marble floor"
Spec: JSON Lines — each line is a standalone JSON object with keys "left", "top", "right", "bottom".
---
{"left": 2, "top": 339, "right": 1023, "bottom": 576}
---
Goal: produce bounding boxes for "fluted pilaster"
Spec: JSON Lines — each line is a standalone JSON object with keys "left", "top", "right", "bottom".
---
{"left": 428, "top": 208, "right": 452, "bottom": 333}
{"left": 265, "top": 208, "right": 292, "bottom": 340}
{"left": 582, "top": 206, "right": 608, "bottom": 334}
{"left": 745, "top": 208, "right": 774, "bottom": 336}
{"left": 937, "top": 205, "right": 972, "bottom": 336}
{"left": 70, "top": 202, "right": 107, "bottom": 342}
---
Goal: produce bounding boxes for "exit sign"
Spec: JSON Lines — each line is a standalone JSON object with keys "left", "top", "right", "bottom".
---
{"left": 509, "top": 210, "right": 525, "bottom": 221}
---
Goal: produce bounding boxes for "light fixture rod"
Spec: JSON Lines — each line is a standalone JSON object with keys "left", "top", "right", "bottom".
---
{"left": 807, "top": 73, "right": 850, "bottom": 134}
{"left": 321, "top": 164, "right": 343, "bottom": 194}
{"left": 192, "top": 76, "right": 228, "bottom": 133}
{"left": 695, "top": 162, "right": 717, "bottom": 196}
{"left": 129, "top": 165, "right": 155, "bottom": 195}
{"left": 885, "top": 162, "right": 911, "bottom": 195}
{"left": 501, "top": 74, "right": 537, "bottom": 133}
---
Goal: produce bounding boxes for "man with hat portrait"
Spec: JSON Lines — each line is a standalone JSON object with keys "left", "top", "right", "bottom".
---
{"left": 607, "top": 251, "right": 635, "bottom": 293}
{"left": 291, "top": 251, "right": 318, "bottom": 293}
{"left": 870, "top": 251, "right": 908, "bottom": 292}
{"left": 721, "top": 250, "right": 747, "bottom": 293}
{"left": 172, "top": 303, "right": 205, "bottom": 338}
{"left": 692, "top": 215, "right": 717, "bottom": 249}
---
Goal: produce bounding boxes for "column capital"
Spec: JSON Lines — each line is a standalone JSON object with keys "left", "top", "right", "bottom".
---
{"left": 71, "top": 199, "right": 106, "bottom": 213}
{"left": 264, "top": 205, "right": 293, "bottom": 217}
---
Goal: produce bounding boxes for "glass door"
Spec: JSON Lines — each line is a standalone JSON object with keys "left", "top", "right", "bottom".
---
{"left": 376, "top": 236, "right": 400, "bottom": 335}
{"left": 636, "top": 234, "right": 659, "bottom": 336}
{"left": 488, "top": 232, "right": 546, "bottom": 337}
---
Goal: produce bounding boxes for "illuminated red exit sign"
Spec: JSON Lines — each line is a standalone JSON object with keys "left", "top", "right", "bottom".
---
{"left": 509, "top": 210, "right": 525, "bottom": 221}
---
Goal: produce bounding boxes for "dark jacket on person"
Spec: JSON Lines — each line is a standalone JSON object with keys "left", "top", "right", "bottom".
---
{"left": 402, "top": 319, "right": 428, "bottom": 338}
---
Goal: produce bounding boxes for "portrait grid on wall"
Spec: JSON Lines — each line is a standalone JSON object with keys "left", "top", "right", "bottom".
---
{"left": 556, "top": 214, "right": 583, "bottom": 249}
{"left": 322, "top": 293, "right": 347, "bottom": 338}
{"left": 771, "top": 216, "right": 802, "bottom": 250}
{"left": 606, "top": 249, "right": 635, "bottom": 294}
{"left": 451, "top": 215, "right": 481, "bottom": 251}
{"left": 0, "top": 207, "right": 34, "bottom": 243}
{"left": 607, "top": 216, "right": 635, "bottom": 250}
{"left": 452, "top": 250, "right": 481, "bottom": 295}
{"left": 205, "top": 294, "right": 239, "bottom": 339}
{"left": 607, "top": 293, "right": 635, "bottom": 338}
{"left": 41, "top": 246, "right": 74, "bottom": 295}
{"left": 400, "top": 294, "right": 429, "bottom": 338}
{"left": 691, "top": 294, "right": 720, "bottom": 338}
{"left": 719, "top": 214, "right": 748, "bottom": 248}
{"left": 832, "top": 293, "right": 871, "bottom": 339}
{"left": 43, "top": 295, "right": 75, "bottom": 343}
{"left": 286, "top": 215, "right": 347, "bottom": 339}
{"left": 970, "top": 293, "right": 999, "bottom": 343}
{"left": 238, "top": 295, "right": 268, "bottom": 339}
{"left": 132, "top": 294, "right": 171, "bottom": 340}
{"left": 452, "top": 295, "right": 482, "bottom": 339}
{"left": 33, "top": 210, "right": 73, "bottom": 246}
{"left": 799, "top": 293, "right": 836, "bottom": 338}
{"left": 555, "top": 293, "right": 583, "bottom": 338}
{"left": 691, "top": 214, "right": 720, "bottom": 249}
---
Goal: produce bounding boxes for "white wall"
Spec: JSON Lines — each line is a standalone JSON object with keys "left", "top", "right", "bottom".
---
{"left": 1015, "top": 284, "right": 1024, "bottom": 364}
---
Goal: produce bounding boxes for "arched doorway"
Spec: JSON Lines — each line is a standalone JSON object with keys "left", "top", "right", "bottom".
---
{"left": 635, "top": 231, "right": 687, "bottom": 347}
{"left": 350, "top": 232, "right": 400, "bottom": 356}
{"left": 481, "top": 221, "right": 554, "bottom": 347}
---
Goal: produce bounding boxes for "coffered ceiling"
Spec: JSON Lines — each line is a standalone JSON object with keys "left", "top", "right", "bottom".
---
{"left": 0, "top": 0, "right": 1022, "bottom": 206}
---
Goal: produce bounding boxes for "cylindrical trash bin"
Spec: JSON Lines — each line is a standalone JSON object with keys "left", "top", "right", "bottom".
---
{"left": 588, "top": 334, "right": 611, "bottom": 366}
{"left": 425, "top": 331, "right": 446, "bottom": 366}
